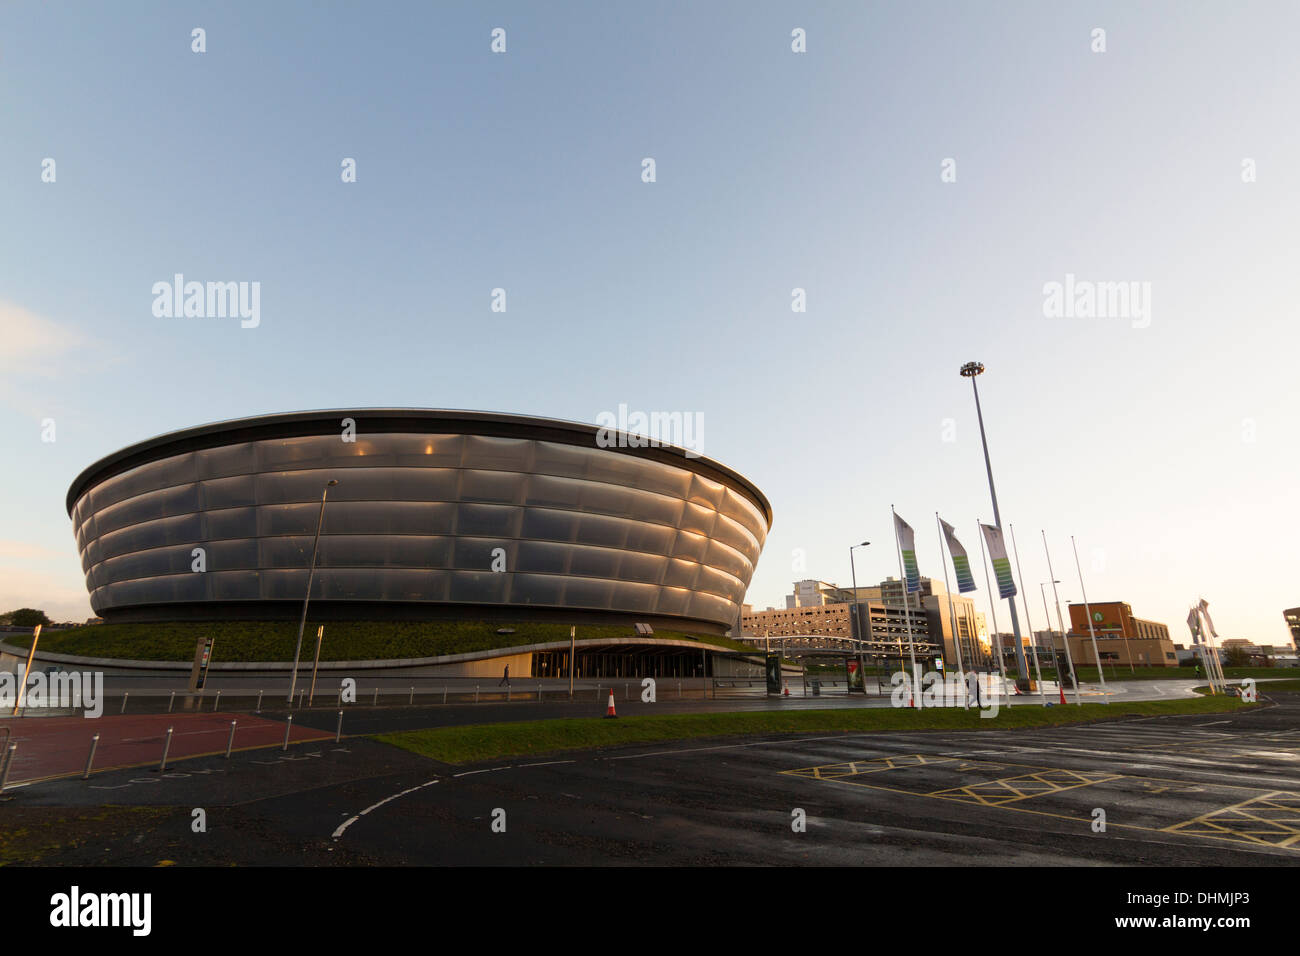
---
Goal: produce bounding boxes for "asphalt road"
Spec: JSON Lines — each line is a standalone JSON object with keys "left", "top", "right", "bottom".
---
{"left": 6, "top": 693, "right": 1298, "bottom": 866}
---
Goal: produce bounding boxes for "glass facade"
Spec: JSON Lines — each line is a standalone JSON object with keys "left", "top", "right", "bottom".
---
{"left": 70, "top": 429, "right": 770, "bottom": 630}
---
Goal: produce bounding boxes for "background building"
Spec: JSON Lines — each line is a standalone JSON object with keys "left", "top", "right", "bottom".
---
{"left": 742, "top": 574, "right": 991, "bottom": 665}
{"left": 1064, "top": 601, "right": 1177, "bottom": 668}
{"left": 1285, "top": 607, "right": 1300, "bottom": 651}
{"left": 740, "top": 600, "right": 939, "bottom": 660}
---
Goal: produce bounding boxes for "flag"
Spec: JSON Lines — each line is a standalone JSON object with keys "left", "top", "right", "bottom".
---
{"left": 894, "top": 512, "right": 920, "bottom": 593}
{"left": 939, "top": 517, "right": 977, "bottom": 593}
{"left": 1186, "top": 607, "right": 1203, "bottom": 645}
{"left": 979, "top": 523, "right": 1018, "bottom": 599}
{"left": 1197, "top": 599, "right": 1219, "bottom": 639}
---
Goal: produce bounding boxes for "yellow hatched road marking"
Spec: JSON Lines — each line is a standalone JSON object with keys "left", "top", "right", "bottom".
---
{"left": 781, "top": 754, "right": 1300, "bottom": 853}
{"left": 1163, "top": 791, "right": 1300, "bottom": 848}
{"left": 930, "top": 768, "right": 1121, "bottom": 807}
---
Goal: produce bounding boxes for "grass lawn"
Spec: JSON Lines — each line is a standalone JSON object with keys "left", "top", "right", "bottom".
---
{"left": 1194, "top": 678, "right": 1300, "bottom": 694}
{"left": 4, "top": 620, "right": 750, "bottom": 662}
{"left": 376, "top": 695, "right": 1255, "bottom": 765}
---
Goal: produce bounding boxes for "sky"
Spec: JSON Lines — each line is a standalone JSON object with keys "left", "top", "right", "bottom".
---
{"left": 2, "top": 1, "right": 1296, "bottom": 644}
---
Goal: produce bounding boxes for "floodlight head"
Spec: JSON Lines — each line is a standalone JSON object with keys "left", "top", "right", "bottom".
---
{"left": 326, "top": 479, "right": 339, "bottom": 487}
{"left": 960, "top": 361, "right": 985, "bottom": 378}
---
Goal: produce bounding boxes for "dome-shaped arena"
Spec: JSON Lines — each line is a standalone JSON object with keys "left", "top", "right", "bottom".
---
{"left": 66, "top": 410, "right": 772, "bottom": 635}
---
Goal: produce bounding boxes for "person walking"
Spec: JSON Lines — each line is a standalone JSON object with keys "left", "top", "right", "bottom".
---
{"left": 498, "top": 664, "right": 510, "bottom": 687}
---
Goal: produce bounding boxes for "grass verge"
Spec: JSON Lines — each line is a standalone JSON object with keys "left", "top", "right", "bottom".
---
{"left": 376, "top": 695, "right": 1254, "bottom": 765}
{"left": 0, "top": 806, "right": 173, "bottom": 867}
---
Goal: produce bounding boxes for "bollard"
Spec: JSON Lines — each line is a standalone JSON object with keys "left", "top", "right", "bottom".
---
{"left": 475, "top": 685, "right": 479, "bottom": 703}
{"left": 443, "top": 686, "right": 447, "bottom": 705}
{"left": 596, "top": 684, "right": 600, "bottom": 702}
{"left": 409, "top": 687, "right": 414, "bottom": 706}
{"left": 168, "top": 690, "right": 176, "bottom": 713}
{"left": 120, "top": 692, "right": 129, "bottom": 714}
{"left": 225, "top": 721, "right": 237, "bottom": 758}
{"left": 213, "top": 690, "right": 221, "bottom": 712}
{"left": 159, "top": 727, "right": 174, "bottom": 772}
{"left": 83, "top": 735, "right": 100, "bottom": 779}
{"left": 373, "top": 687, "right": 379, "bottom": 707}
{"left": 256, "top": 690, "right": 263, "bottom": 713}
{"left": 283, "top": 715, "right": 293, "bottom": 751}
{"left": 335, "top": 710, "right": 343, "bottom": 743}
{"left": 538, "top": 682, "right": 542, "bottom": 703}
{"left": 677, "top": 680, "right": 681, "bottom": 699}
{"left": 298, "top": 689, "right": 304, "bottom": 709}
{"left": 0, "top": 743, "right": 16, "bottom": 793}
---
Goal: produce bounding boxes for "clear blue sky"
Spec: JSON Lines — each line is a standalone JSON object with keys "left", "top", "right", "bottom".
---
{"left": 3, "top": 1, "right": 1296, "bottom": 644}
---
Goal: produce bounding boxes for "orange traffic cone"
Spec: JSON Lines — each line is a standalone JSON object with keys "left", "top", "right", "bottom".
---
{"left": 783, "top": 681, "right": 790, "bottom": 697}
{"left": 1059, "top": 682, "right": 1067, "bottom": 706}
{"left": 604, "top": 688, "right": 618, "bottom": 718}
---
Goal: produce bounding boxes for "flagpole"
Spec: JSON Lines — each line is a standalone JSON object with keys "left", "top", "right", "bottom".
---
{"left": 977, "top": 520, "right": 1007, "bottom": 693}
{"left": 936, "top": 513, "right": 968, "bottom": 706}
{"left": 1071, "top": 536, "right": 1108, "bottom": 703}
{"left": 1042, "top": 531, "right": 1082, "bottom": 705}
{"left": 1008, "top": 524, "right": 1048, "bottom": 707}
{"left": 893, "top": 505, "right": 921, "bottom": 709}
{"left": 1199, "top": 601, "right": 1228, "bottom": 694}
{"left": 1187, "top": 606, "right": 1215, "bottom": 695}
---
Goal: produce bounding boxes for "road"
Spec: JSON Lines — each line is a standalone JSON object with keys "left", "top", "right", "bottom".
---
{"left": 5, "top": 691, "right": 1297, "bottom": 866}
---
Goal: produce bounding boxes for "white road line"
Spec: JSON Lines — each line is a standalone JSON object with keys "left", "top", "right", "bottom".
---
{"left": 516, "top": 760, "right": 576, "bottom": 768}
{"left": 332, "top": 778, "right": 439, "bottom": 840}
{"left": 453, "top": 766, "right": 512, "bottom": 777}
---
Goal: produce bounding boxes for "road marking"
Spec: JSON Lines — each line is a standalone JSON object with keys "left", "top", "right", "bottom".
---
{"left": 931, "top": 768, "right": 1121, "bottom": 807}
{"left": 453, "top": 766, "right": 512, "bottom": 777}
{"left": 783, "top": 753, "right": 1300, "bottom": 853}
{"left": 1165, "top": 791, "right": 1300, "bottom": 848}
{"left": 332, "top": 778, "right": 439, "bottom": 840}
{"left": 517, "top": 760, "right": 576, "bottom": 768}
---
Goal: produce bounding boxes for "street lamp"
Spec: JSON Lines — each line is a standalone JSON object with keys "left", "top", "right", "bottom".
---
{"left": 288, "top": 479, "right": 338, "bottom": 705}
{"left": 960, "top": 362, "right": 1031, "bottom": 687}
{"left": 849, "top": 541, "right": 870, "bottom": 693}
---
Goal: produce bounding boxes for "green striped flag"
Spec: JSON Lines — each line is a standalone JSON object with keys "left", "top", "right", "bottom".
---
{"left": 979, "top": 523, "right": 1018, "bottom": 599}
{"left": 939, "top": 518, "right": 976, "bottom": 593}
{"left": 894, "top": 512, "right": 921, "bottom": 593}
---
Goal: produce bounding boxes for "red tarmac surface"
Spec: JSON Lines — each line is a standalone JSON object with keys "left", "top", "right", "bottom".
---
{"left": 0, "top": 712, "right": 333, "bottom": 785}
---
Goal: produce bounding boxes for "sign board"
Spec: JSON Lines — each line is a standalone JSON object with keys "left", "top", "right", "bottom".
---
{"left": 766, "top": 654, "right": 782, "bottom": 695}
{"left": 190, "top": 636, "right": 216, "bottom": 691}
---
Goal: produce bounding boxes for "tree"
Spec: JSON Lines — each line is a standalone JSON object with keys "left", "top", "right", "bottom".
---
{"left": 1223, "top": 646, "right": 1250, "bottom": 668}
{"left": 5, "top": 608, "right": 51, "bottom": 628}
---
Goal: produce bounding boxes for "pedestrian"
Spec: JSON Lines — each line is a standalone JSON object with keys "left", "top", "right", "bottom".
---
{"left": 498, "top": 664, "right": 510, "bottom": 687}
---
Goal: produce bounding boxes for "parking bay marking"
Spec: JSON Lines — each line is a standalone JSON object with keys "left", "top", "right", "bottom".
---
{"left": 781, "top": 753, "right": 1300, "bottom": 852}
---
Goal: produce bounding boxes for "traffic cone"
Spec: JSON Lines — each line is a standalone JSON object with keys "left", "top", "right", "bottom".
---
{"left": 604, "top": 688, "right": 618, "bottom": 718}
{"left": 783, "top": 681, "right": 790, "bottom": 697}
{"left": 1058, "top": 679, "right": 1067, "bottom": 705}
